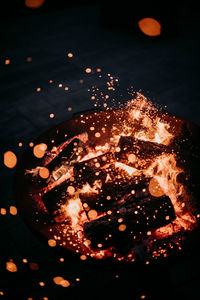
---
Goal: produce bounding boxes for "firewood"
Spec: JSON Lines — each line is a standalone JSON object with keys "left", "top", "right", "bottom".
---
{"left": 117, "top": 136, "right": 168, "bottom": 159}
{"left": 41, "top": 180, "right": 72, "bottom": 214}
{"left": 84, "top": 195, "right": 175, "bottom": 250}
{"left": 47, "top": 138, "right": 87, "bottom": 174}
{"left": 79, "top": 175, "right": 150, "bottom": 213}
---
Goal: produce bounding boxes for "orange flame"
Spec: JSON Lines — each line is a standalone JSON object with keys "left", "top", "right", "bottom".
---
{"left": 62, "top": 197, "right": 86, "bottom": 230}
{"left": 115, "top": 162, "right": 141, "bottom": 177}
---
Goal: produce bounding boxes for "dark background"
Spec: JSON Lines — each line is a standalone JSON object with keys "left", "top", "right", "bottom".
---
{"left": 0, "top": 0, "right": 200, "bottom": 299}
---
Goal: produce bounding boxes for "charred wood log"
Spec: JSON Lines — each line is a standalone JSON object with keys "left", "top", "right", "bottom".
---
{"left": 41, "top": 180, "right": 71, "bottom": 214}
{"left": 73, "top": 152, "right": 115, "bottom": 173}
{"left": 79, "top": 176, "right": 150, "bottom": 213}
{"left": 41, "top": 135, "right": 177, "bottom": 222}
{"left": 84, "top": 195, "right": 175, "bottom": 250}
{"left": 43, "top": 135, "right": 170, "bottom": 189}
{"left": 47, "top": 138, "right": 87, "bottom": 178}
{"left": 117, "top": 136, "right": 168, "bottom": 160}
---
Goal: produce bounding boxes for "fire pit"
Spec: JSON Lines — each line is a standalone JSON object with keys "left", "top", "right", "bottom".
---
{"left": 15, "top": 93, "right": 200, "bottom": 263}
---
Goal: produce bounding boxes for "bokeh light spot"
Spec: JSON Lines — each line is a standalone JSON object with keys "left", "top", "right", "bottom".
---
{"left": 53, "top": 276, "right": 63, "bottom": 285}
{"left": 138, "top": 17, "right": 161, "bottom": 37}
{"left": 0, "top": 208, "right": 6, "bottom": 215}
{"left": 33, "top": 143, "right": 47, "bottom": 158}
{"left": 29, "top": 142, "right": 34, "bottom": 147}
{"left": 118, "top": 224, "right": 126, "bottom": 231}
{"left": 60, "top": 280, "right": 70, "bottom": 287}
{"left": 48, "top": 239, "right": 56, "bottom": 247}
{"left": 149, "top": 177, "right": 165, "bottom": 197}
{"left": 6, "top": 262, "right": 17, "bottom": 272}
{"left": 67, "top": 186, "right": 75, "bottom": 195}
{"left": 9, "top": 206, "right": 17, "bottom": 215}
{"left": 4, "top": 151, "right": 17, "bottom": 168}
{"left": 29, "top": 262, "right": 39, "bottom": 271}
{"left": 128, "top": 153, "right": 136, "bottom": 163}
{"left": 95, "top": 132, "right": 101, "bottom": 138}
{"left": 39, "top": 167, "right": 50, "bottom": 179}
{"left": 25, "top": 0, "right": 45, "bottom": 9}
{"left": 88, "top": 209, "right": 98, "bottom": 219}
{"left": 85, "top": 68, "right": 92, "bottom": 73}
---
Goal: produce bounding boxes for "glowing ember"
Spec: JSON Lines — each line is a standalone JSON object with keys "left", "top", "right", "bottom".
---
{"left": 115, "top": 162, "right": 140, "bottom": 177}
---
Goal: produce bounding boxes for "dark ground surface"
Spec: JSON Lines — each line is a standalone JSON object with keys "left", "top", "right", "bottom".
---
{"left": 0, "top": 3, "right": 200, "bottom": 300}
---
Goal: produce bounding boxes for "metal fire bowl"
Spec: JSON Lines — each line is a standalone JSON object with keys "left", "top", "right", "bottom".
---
{"left": 14, "top": 109, "right": 200, "bottom": 264}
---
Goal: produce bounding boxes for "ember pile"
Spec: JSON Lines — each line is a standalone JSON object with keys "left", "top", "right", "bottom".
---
{"left": 23, "top": 93, "right": 200, "bottom": 262}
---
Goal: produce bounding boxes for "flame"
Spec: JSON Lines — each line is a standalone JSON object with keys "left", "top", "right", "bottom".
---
{"left": 111, "top": 93, "right": 173, "bottom": 146}
{"left": 155, "top": 213, "right": 197, "bottom": 238}
{"left": 115, "top": 162, "right": 141, "bottom": 177}
{"left": 144, "top": 153, "right": 196, "bottom": 236}
{"left": 134, "top": 117, "right": 173, "bottom": 145}
{"left": 63, "top": 197, "right": 85, "bottom": 229}
{"left": 144, "top": 154, "right": 184, "bottom": 214}
{"left": 81, "top": 180, "right": 102, "bottom": 194}
{"left": 80, "top": 143, "right": 110, "bottom": 162}
{"left": 62, "top": 181, "right": 102, "bottom": 231}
